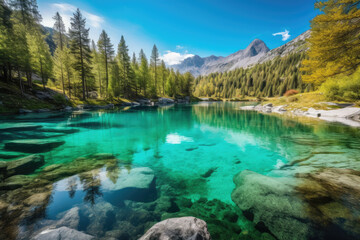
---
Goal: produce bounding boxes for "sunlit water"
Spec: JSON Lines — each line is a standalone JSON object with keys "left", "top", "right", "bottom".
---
{"left": 0, "top": 102, "right": 359, "bottom": 239}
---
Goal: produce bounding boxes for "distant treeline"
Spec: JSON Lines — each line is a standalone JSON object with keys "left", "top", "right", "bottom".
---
{"left": 0, "top": 0, "right": 194, "bottom": 100}
{"left": 193, "top": 53, "right": 311, "bottom": 98}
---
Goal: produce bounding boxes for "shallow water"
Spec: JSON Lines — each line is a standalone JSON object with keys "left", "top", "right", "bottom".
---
{"left": 0, "top": 102, "right": 359, "bottom": 239}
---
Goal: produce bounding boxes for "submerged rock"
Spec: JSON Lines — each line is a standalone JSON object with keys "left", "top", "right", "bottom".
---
{"left": 296, "top": 168, "right": 360, "bottom": 239}
{"left": 201, "top": 167, "right": 218, "bottom": 178}
{"left": 32, "top": 226, "right": 94, "bottom": 240}
{"left": 0, "top": 152, "right": 25, "bottom": 160}
{"left": 55, "top": 207, "right": 80, "bottom": 229}
{"left": 0, "top": 174, "right": 34, "bottom": 190}
{"left": 0, "top": 123, "right": 42, "bottom": 132}
{"left": 4, "top": 139, "right": 65, "bottom": 153}
{"left": 231, "top": 170, "right": 312, "bottom": 240}
{"left": 101, "top": 167, "right": 156, "bottom": 203}
{"left": 5, "top": 155, "right": 45, "bottom": 177}
{"left": 140, "top": 217, "right": 211, "bottom": 240}
{"left": 38, "top": 128, "right": 80, "bottom": 134}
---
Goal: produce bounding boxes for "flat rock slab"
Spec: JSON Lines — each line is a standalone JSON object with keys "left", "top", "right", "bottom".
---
{"left": 5, "top": 155, "right": 45, "bottom": 177}
{"left": 140, "top": 217, "right": 211, "bottom": 240}
{"left": 4, "top": 139, "right": 65, "bottom": 153}
{"left": 38, "top": 128, "right": 80, "bottom": 134}
{"left": 32, "top": 227, "right": 94, "bottom": 240}
{"left": 0, "top": 123, "right": 42, "bottom": 132}
{"left": 0, "top": 175, "right": 34, "bottom": 190}
{"left": 0, "top": 152, "right": 25, "bottom": 160}
{"left": 101, "top": 167, "right": 155, "bottom": 191}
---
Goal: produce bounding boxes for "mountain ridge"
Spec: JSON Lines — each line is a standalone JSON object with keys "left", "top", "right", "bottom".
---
{"left": 172, "top": 31, "right": 310, "bottom": 77}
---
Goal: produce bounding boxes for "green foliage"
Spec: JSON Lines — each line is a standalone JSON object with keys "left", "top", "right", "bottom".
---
{"left": 301, "top": 0, "right": 360, "bottom": 85}
{"left": 69, "top": 8, "right": 93, "bottom": 100}
{"left": 0, "top": 1, "right": 194, "bottom": 102}
{"left": 320, "top": 67, "right": 360, "bottom": 101}
{"left": 193, "top": 53, "right": 309, "bottom": 98}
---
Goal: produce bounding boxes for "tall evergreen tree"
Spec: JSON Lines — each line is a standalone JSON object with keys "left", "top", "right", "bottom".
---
{"left": 138, "top": 49, "right": 150, "bottom": 96}
{"left": 97, "top": 30, "right": 114, "bottom": 97}
{"left": 150, "top": 44, "right": 159, "bottom": 96}
{"left": 69, "top": 8, "right": 92, "bottom": 100}
{"left": 53, "top": 12, "right": 66, "bottom": 93}
{"left": 117, "top": 36, "right": 133, "bottom": 98}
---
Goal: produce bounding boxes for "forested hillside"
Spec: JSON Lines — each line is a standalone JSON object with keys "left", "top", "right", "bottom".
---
{"left": 0, "top": 0, "right": 194, "bottom": 103}
{"left": 193, "top": 52, "right": 310, "bottom": 98}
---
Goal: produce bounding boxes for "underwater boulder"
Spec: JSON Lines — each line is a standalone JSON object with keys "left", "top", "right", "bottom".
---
{"left": 139, "top": 217, "right": 211, "bottom": 240}
{"left": 0, "top": 123, "right": 42, "bottom": 132}
{"left": 101, "top": 167, "right": 156, "bottom": 203}
{"left": 296, "top": 168, "right": 360, "bottom": 239}
{"left": 4, "top": 139, "right": 65, "bottom": 153}
{"left": 231, "top": 170, "right": 312, "bottom": 240}
{"left": 32, "top": 226, "right": 94, "bottom": 240}
{"left": 0, "top": 174, "right": 34, "bottom": 190}
{"left": 5, "top": 155, "right": 45, "bottom": 177}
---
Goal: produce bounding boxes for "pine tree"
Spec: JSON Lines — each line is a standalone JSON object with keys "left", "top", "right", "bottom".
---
{"left": 117, "top": 36, "right": 133, "bottom": 98}
{"left": 53, "top": 12, "right": 66, "bottom": 93}
{"left": 69, "top": 8, "right": 92, "bottom": 100}
{"left": 138, "top": 49, "right": 150, "bottom": 96}
{"left": 97, "top": 30, "right": 114, "bottom": 97}
{"left": 0, "top": 0, "right": 13, "bottom": 82}
{"left": 91, "top": 40, "right": 103, "bottom": 97}
{"left": 28, "top": 30, "right": 52, "bottom": 89}
{"left": 150, "top": 44, "right": 159, "bottom": 96}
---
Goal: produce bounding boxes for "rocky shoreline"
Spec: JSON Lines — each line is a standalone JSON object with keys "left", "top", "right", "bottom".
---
{"left": 16, "top": 97, "right": 191, "bottom": 114}
{"left": 240, "top": 103, "right": 360, "bottom": 127}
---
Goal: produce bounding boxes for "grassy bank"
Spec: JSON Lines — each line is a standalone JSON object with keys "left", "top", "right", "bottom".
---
{"left": 262, "top": 92, "right": 360, "bottom": 111}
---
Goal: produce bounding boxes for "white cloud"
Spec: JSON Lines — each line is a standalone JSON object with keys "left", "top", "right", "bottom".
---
{"left": 40, "top": 3, "right": 104, "bottom": 41}
{"left": 161, "top": 50, "right": 194, "bottom": 65}
{"left": 176, "top": 45, "right": 184, "bottom": 50}
{"left": 272, "top": 29, "right": 291, "bottom": 41}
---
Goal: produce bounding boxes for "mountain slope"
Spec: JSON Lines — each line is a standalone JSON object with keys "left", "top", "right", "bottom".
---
{"left": 172, "top": 31, "right": 310, "bottom": 77}
{"left": 172, "top": 39, "right": 269, "bottom": 76}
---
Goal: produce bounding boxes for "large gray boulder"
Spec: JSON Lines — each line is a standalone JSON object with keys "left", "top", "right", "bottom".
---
{"left": 4, "top": 139, "right": 65, "bottom": 153}
{"left": 231, "top": 170, "right": 312, "bottom": 240}
{"left": 140, "top": 217, "right": 211, "bottom": 240}
{"left": 32, "top": 227, "right": 94, "bottom": 240}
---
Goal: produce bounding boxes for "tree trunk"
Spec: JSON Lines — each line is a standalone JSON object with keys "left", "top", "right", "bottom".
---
{"left": 61, "top": 63, "right": 65, "bottom": 94}
{"left": 18, "top": 69, "right": 23, "bottom": 95}
{"left": 40, "top": 60, "right": 45, "bottom": 90}
{"left": 79, "top": 32, "right": 86, "bottom": 100}
{"left": 67, "top": 71, "right": 71, "bottom": 99}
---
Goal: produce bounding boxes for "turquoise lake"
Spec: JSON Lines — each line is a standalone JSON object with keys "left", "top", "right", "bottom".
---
{"left": 0, "top": 102, "right": 359, "bottom": 239}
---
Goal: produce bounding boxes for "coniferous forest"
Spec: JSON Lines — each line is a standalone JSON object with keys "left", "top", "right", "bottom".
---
{"left": 0, "top": 0, "right": 194, "bottom": 101}
{"left": 0, "top": 0, "right": 359, "bottom": 102}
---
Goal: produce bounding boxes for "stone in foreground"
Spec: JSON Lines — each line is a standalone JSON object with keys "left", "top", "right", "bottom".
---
{"left": 32, "top": 227, "right": 94, "bottom": 240}
{"left": 4, "top": 139, "right": 65, "bottom": 153}
{"left": 140, "top": 217, "right": 211, "bottom": 240}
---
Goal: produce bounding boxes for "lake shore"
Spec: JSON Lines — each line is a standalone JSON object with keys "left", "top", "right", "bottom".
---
{"left": 240, "top": 103, "right": 360, "bottom": 127}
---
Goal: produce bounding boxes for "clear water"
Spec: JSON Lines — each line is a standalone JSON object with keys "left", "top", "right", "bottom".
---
{"left": 0, "top": 102, "right": 359, "bottom": 240}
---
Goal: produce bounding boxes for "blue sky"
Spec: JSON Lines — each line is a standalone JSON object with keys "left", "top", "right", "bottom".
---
{"left": 38, "top": 0, "right": 317, "bottom": 65}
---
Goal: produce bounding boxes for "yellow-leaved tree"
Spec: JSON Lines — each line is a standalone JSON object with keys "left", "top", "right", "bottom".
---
{"left": 301, "top": 0, "right": 360, "bottom": 86}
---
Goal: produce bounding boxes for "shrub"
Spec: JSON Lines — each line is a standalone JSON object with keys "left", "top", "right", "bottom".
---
{"left": 320, "top": 68, "right": 360, "bottom": 101}
{"left": 284, "top": 89, "right": 299, "bottom": 97}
